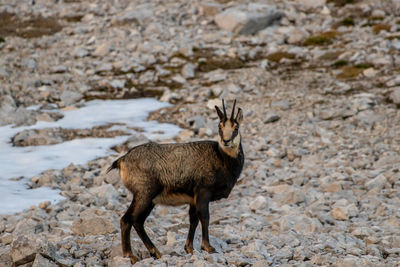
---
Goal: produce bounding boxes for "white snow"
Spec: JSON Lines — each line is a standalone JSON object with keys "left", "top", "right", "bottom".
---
{"left": 0, "top": 98, "right": 181, "bottom": 214}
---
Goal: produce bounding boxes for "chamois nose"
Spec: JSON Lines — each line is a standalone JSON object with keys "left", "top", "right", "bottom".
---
{"left": 223, "top": 139, "right": 230, "bottom": 146}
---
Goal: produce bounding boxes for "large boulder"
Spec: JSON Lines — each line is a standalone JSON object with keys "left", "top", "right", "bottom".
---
{"left": 214, "top": 4, "right": 283, "bottom": 35}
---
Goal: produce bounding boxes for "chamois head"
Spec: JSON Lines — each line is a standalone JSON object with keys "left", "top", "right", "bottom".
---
{"left": 215, "top": 99, "right": 243, "bottom": 158}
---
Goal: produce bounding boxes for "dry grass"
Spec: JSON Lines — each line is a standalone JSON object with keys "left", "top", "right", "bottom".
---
{"left": 373, "top": 24, "right": 391, "bottom": 34}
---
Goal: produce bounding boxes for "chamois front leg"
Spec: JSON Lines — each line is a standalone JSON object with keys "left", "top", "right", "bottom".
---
{"left": 184, "top": 204, "right": 199, "bottom": 254}
{"left": 196, "top": 190, "right": 216, "bottom": 253}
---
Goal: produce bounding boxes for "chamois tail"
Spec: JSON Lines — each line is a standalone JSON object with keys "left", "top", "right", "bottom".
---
{"left": 107, "top": 158, "right": 121, "bottom": 173}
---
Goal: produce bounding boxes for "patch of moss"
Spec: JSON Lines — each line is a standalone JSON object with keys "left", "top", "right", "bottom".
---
{"left": 319, "top": 51, "right": 344, "bottom": 61}
{"left": 176, "top": 47, "right": 246, "bottom": 72}
{"left": 64, "top": 15, "right": 84, "bottom": 23}
{"left": 322, "top": 30, "right": 341, "bottom": 39}
{"left": 0, "top": 12, "right": 62, "bottom": 38}
{"left": 304, "top": 36, "right": 332, "bottom": 46}
{"left": 331, "top": 60, "right": 348, "bottom": 68}
{"left": 197, "top": 57, "right": 244, "bottom": 72}
{"left": 266, "top": 52, "right": 295, "bottom": 62}
{"left": 373, "top": 24, "right": 391, "bottom": 34}
{"left": 341, "top": 17, "right": 355, "bottom": 26}
{"left": 336, "top": 66, "right": 363, "bottom": 79}
{"left": 354, "top": 63, "right": 372, "bottom": 69}
{"left": 369, "top": 16, "right": 384, "bottom": 21}
{"left": 304, "top": 30, "right": 340, "bottom": 46}
{"left": 385, "top": 35, "right": 400, "bottom": 40}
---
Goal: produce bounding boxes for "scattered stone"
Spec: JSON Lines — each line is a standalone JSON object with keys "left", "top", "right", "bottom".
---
{"left": 111, "top": 256, "right": 131, "bottom": 267}
{"left": 182, "top": 63, "right": 196, "bottom": 79}
{"left": 32, "top": 254, "right": 58, "bottom": 267}
{"left": 73, "top": 47, "right": 90, "bottom": 58}
{"left": 331, "top": 207, "right": 347, "bottom": 220}
{"left": 287, "top": 27, "right": 310, "bottom": 44}
{"left": 0, "top": 233, "right": 12, "bottom": 245}
{"left": 264, "top": 111, "right": 280, "bottom": 123}
{"left": 60, "top": 90, "right": 82, "bottom": 106}
{"left": 92, "top": 43, "right": 112, "bottom": 57}
{"left": 199, "top": 2, "right": 223, "bottom": 17}
{"left": 249, "top": 196, "right": 268, "bottom": 211}
{"left": 10, "top": 236, "right": 57, "bottom": 266}
{"left": 298, "top": 0, "right": 326, "bottom": 9}
{"left": 271, "top": 100, "right": 291, "bottom": 110}
{"left": 363, "top": 68, "right": 377, "bottom": 78}
{"left": 365, "top": 174, "right": 387, "bottom": 191}
{"left": 389, "top": 87, "right": 400, "bottom": 105}
{"left": 89, "top": 184, "right": 119, "bottom": 206}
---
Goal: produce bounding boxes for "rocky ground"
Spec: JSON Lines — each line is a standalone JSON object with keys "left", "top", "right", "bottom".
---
{"left": 1, "top": 0, "right": 400, "bottom": 266}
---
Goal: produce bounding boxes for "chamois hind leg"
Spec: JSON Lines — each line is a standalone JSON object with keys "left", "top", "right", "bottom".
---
{"left": 196, "top": 189, "right": 216, "bottom": 253}
{"left": 121, "top": 192, "right": 161, "bottom": 263}
{"left": 184, "top": 204, "right": 198, "bottom": 254}
{"left": 132, "top": 195, "right": 161, "bottom": 259}
{"left": 120, "top": 199, "right": 139, "bottom": 264}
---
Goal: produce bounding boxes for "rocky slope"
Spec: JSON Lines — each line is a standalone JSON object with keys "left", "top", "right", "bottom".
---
{"left": 1, "top": 0, "right": 400, "bottom": 266}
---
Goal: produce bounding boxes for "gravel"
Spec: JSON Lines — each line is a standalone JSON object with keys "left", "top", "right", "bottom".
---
{"left": 1, "top": 0, "right": 400, "bottom": 266}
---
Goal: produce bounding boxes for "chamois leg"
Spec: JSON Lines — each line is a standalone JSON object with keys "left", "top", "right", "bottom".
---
{"left": 184, "top": 204, "right": 198, "bottom": 254}
{"left": 132, "top": 201, "right": 162, "bottom": 259}
{"left": 196, "top": 191, "right": 216, "bottom": 253}
{"left": 121, "top": 193, "right": 161, "bottom": 263}
{"left": 120, "top": 199, "right": 139, "bottom": 264}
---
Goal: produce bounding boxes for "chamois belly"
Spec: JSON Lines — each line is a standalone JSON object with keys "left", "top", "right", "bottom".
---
{"left": 152, "top": 191, "right": 193, "bottom": 206}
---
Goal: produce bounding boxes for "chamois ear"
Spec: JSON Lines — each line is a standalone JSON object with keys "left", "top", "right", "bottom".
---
{"left": 235, "top": 108, "right": 243, "bottom": 124}
{"left": 215, "top": 106, "right": 225, "bottom": 121}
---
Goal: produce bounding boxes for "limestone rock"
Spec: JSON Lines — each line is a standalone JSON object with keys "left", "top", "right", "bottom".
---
{"left": 32, "top": 254, "right": 58, "bottom": 267}
{"left": 71, "top": 215, "right": 118, "bottom": 236}
{"left": 264, "top": 111, "right": 280, "bottom": 123}
{"left": 249, "top": 196, "right": 268, "bottom": 211}
{"left": 199, "top": 2, "right": 223, "bottom": 17}
{"left": 214, "top": 5, "right": 283, "bottom": 35}
{"left": 11, "top": 235, "right": 57, "bottom": 266}
{"left": 111, "top": 256, "right": 131, "bottom": 267}
{"left": 60, "top": 90, "right": 82, "bottom": 106}
{"left": 331, "top": 207, "right": 347, "bottom": 220}
{"left": 365, "top": 174, "right": 387, "bottom": 191}
{"left": 390, "top": 87, "right": 400, "bottom": 105}
{"left": 89, "top": 184, "right": 119, "bottom": 206}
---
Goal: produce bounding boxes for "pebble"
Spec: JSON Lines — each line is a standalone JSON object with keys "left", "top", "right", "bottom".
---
{"left": 249, "top": 196, "right": 268, "bottom": 211}
{"left": 390, "top": 87, "right": 400, "bottom": 104}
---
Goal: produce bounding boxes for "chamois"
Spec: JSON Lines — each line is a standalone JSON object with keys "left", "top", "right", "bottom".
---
{"left": 107, "top": 99, "right": 244, "bottom": 263}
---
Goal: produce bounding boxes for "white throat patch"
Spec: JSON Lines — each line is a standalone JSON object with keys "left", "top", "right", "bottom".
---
{"left": 219, "top": 133, "right": 241, "bottom": 158}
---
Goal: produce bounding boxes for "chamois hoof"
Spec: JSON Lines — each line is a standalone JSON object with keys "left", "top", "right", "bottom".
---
{"left": 150, "top": 248, "right": 162, "bottom": 259}
{"left": 201, "top": 244, "right": 216, "bottom": 253}
{"left": 184, "top": 245, "right": 194, "bottom": 254}
{"left": 124, "top": 252, "right": 138, "bottom": 264}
